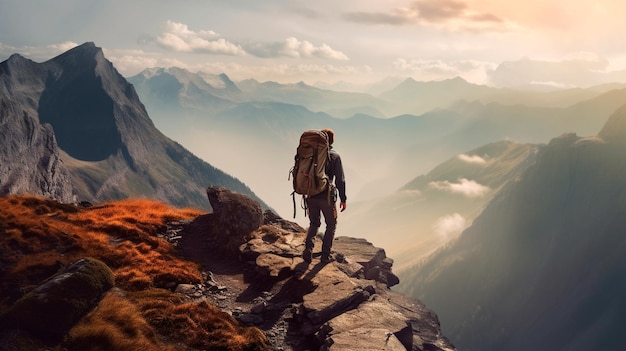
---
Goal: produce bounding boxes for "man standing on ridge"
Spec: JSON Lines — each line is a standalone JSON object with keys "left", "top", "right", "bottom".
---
{"left": 303, "top": 128, "right": 347, "bottom": 264}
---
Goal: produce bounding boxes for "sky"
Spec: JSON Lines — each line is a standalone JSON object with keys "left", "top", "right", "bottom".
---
{"left": 2, "top": 0, "right": 626, "bottom": 88}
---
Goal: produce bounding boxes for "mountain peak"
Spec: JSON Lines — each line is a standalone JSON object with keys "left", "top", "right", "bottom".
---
{"left": 1, "top": 43, "right": 264, "bottom": 209}
{"left": 49, "top": 41, "right": 102, "bottom": 63}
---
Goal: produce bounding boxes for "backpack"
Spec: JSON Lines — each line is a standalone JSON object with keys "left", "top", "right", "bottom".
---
{"left": 289, "top": 130, "right": 330, "bottom": 217}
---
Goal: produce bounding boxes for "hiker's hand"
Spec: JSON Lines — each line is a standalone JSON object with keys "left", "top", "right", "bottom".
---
{"left": 340, "top": 202, "right": 347, "bottom": 212}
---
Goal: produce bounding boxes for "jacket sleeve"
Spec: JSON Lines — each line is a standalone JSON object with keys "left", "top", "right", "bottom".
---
{"left": 332, "top": 152, "right": 347, "bottom": 202}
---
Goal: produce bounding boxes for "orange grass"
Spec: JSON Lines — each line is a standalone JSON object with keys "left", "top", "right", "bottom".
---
{"left": 64, "top": 290, "right": 178, "bottom": 351}
{"left": 132, "top": 289, "right": 268, "bottom": 351}
{"left": 0, "top": 195, "right": 268, "bottom": 350}
{"left": 0, "top": 196, "right": 204, "bottom": 295}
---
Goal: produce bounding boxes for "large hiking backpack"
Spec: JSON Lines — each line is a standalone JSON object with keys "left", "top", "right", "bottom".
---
{"left": 289, "top": 130, "right": 330, "bottom": 216}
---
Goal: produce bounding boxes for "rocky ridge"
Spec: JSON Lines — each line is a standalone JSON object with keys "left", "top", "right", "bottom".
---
{"left": 176, "top": 187, "right": 455, "bottom": 351}
{"left": 0, "top": 42, "right": 265, "bottom": 210}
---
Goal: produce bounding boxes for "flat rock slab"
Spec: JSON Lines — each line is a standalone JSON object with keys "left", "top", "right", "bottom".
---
{"left": 241, "top": 225, "right": 306, "bottom": 260}
{"left": 301, "top": 263, "right": 373, "bottom": 327}
{"left": 323, "top": 327, "right": 407, "bottom": 351}
{"left": 256, "top": 253, "right": 299, "bottom": 278}
{"left": 324, "top": 294, "right": 410, "bottom": 335}
{"left": 331, "top": 237, "right": 386, "bottom": 267}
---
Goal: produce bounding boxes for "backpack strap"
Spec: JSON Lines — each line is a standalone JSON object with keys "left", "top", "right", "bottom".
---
{"left": 291, "top": 191, "right": 308, "bottom": 219}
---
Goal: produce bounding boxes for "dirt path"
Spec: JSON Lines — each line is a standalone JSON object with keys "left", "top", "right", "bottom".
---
{"left": 173, "top": 215, "right": 311, "bottom": 351}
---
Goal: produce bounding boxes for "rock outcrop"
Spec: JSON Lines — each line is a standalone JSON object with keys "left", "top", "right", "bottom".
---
{"left": 179, "top": 187, "right": 455, "bottom": 351}
{"left": 1, "top": 257, "right": 114, "bottom": 343}
{"left": 207, "top": 186, "right": 264, "bottom": 252}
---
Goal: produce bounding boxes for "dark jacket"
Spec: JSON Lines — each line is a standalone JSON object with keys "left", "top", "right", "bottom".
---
{"left": 326, "top": 147, "right": 347, "bottom": 202}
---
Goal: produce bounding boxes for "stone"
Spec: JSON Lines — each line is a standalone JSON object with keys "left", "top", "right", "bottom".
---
{"left": 299, "top": 264, "right": 373, "bottom": 331}
{"left": 239, "top": 313, "right": 264, "bottom": 326}
{"left": 3, "top": 257, "right": 114, "bottom": 343}
{"left": 377, "top": 288, "right": 456, "bottom": 351}
{"left": 321, "top": 327, "right": 407, "bottom": 351}
{"left": 263, "top": 210, "right": 306, "bottom": 233}
{"left": 255, "top": 254, "right": 296, "bottom": 278}
{"left": 332, "top": 237, "right": 399, "bottom": 288}
{"left": 174, "top": 284, "right": 197, "bottom": 295}
{"left": 320, "top": 294, "right": 413, "bottom": 350}
{"left": 204, "top": 186, "right": 264, "bottom": 254}
{"left": 240, "top": 225, "right": 306, "bottom": 262}
{"left": 251, "top": 301, "right": 267, "bottom": 314}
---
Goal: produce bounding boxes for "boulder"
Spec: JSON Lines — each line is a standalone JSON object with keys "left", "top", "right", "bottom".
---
{"left": 205, "top": 186, "right": 263, "bottom": 253}
{"left": 2, "top": 257, "right": 114, "bottom": 343}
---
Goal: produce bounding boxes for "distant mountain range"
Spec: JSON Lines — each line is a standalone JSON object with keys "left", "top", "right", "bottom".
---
{"left": 0, "top": 42, "right": 265, "bottom": 210}
{"left": 128, "top": 64, "right": 626, "bottom": 225}
{"left": 397, "top": 104, "right": 626, "bottom": 350}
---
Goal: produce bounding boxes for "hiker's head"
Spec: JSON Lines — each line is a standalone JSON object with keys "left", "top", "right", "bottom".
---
{"left": 322, "top": 128, "right": 334, "bottom": 145}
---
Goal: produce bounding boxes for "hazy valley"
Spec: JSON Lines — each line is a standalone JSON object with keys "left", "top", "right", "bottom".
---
{"left": 128, "top": 65, "right": 626, "bottom": 260}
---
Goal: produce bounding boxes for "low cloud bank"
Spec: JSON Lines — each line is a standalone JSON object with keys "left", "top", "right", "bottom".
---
{"left": 429, "top": 178, "right": 490, "bottom": 197}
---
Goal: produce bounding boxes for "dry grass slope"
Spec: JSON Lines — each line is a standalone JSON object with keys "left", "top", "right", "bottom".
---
{"left": 0, "top": 195, "right": 268, "bottom": 351}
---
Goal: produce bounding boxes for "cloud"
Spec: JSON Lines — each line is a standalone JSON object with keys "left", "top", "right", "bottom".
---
{"left": 343, "top": 0, "right": 508, "bottom": 31}
{"left": 486, "top": 56, "right": 626, "bottom": 87}
{"left": 0, "top": 42, "right": 79, "bottom": 62}
{"left": 408, "top": 0, "right": 468, "bottom": 23}
{"left": 156, "top": 20, "right": 245, "bottom": 55}
{"left": 432, "top": 213, "right": 467, "bottom": 239}
{"left": 154, "top": 21, "right": 348, "bottom": 61}
{"left": 104, "top": 48, "right": 192, "bottom": 76}
{"left": 458, "top": 153, "right": 487, "bottom": 165}
{"left": 243, "top": 37, "right": 349, "bottom": 60}
{"left": 343, "top": 11, "right": 412, "bottom": 26}
{"left": 429, "top": 178, "right": 490, "bottom": 197}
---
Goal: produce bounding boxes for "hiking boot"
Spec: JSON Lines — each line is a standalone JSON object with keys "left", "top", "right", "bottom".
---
{"left": 302, "top": 249, "right": 312, "bottom": 263}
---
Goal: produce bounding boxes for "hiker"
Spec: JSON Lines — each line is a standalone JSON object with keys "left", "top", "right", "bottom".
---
{"left": 302, "top": 128, "right": 347, "bottom": 263}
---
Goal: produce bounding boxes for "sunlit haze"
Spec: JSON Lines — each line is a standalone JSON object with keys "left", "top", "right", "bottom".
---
{"left": 2, "top": 0, "right": 626, "bottom": 88}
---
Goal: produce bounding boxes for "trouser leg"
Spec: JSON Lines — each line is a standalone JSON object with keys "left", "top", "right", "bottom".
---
{"left": 304, "top": 198, "right": 321, "bottom": 260}
{"left": 320, "top": 201, "right": 337, "bottom": 258}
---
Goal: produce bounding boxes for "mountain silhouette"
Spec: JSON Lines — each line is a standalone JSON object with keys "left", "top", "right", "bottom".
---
{"left": 0, "top": 42, "right": 265, "bottom": 209}
{"left": 127, "top": 67, "right": 240, "bottom": 113}
{"left": 342, "top": 140, "right": 540, "bottom": 270}
{"left": 398, "top": 105, "right": 626, "bottom": 350}
{"left": 599, "top": 101, "right": 626, "bottom": 145}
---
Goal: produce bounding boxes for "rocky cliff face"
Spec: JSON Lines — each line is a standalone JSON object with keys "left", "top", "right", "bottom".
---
{"left": 0, "top": 42, "right": 265, "bottom": 210}
{"left": 399, "top": 105, "right": 626, "bottom": 350}
{"left": 179, "top": 187, "right": 456, "bottom": 351}
{"left": 0, "top": 55, "right": 75, "bottom": 202}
